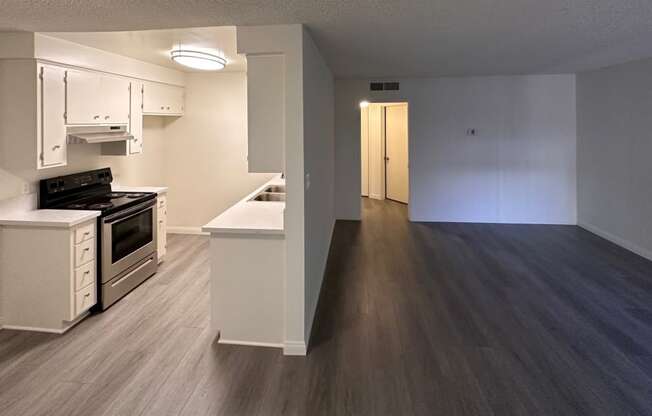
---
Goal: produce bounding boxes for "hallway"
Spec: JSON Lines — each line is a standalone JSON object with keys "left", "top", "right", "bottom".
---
{"left": 2, "top": 198, "right": 652, "bottom": 415}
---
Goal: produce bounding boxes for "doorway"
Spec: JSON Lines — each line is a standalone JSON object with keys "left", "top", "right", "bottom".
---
{"left": 360, "top": 102, "right": 409, "bottom": 204}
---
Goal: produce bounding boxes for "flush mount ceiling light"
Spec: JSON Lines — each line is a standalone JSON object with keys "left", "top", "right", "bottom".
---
{"left": 170, "top": 48, "right": 226, "bottom": 71}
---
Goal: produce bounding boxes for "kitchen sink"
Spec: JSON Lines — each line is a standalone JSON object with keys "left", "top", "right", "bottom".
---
{"left": 264, "top": 185, "right": 286, "bottom": 193}
{"left": 250, "top": 192, "right": 286, "bottom": 202}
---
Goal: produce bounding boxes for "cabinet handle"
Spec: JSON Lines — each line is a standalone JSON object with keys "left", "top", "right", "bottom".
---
{"left": 84, "top": 247, "right": 90, "bottom": 252}
{"left": 160, "top": 106, "right": 164, "bottom": 110}
{"left": 52, "top": 145, "right": 61, "bottom": 150}
{"left": 133, "top": 138, "right": 138, "bottom": 142}
{"left": 84, "top": 231, "right": 90, "bottom": 235}
{"left": 105, "top": 115, "right": 110, "bottom": 120}
{"left": 166, "top": 106, "right": 170, "bottom": 110}
{"left": 94, "top": 115, "right": 100, "bottom": 119}
{"left": 84, "top": 270, "right": 90, "bottom": 275}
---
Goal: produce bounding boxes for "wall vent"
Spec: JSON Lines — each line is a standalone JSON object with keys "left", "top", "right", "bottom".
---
{"left": 369, "top": 82, "right": 400, "bottom": 91}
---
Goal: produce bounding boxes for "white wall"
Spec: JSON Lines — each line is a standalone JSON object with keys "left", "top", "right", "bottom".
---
{"left": 237, "top": 24, "right": 307, "bottom": 354}
{"left": 335, "top": 75, "right": 577, "bottom": 224}
{"left": 302, "top": 28, "right": 335, "bottom": 342}
{"left": 161, "top": 72, "right": 274, "bottom": 231}
{"left": 577, "top": 58, "right": 652, "bottom": 260}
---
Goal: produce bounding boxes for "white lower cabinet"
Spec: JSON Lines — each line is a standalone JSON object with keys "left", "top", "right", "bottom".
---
{"left": 0, "top": 220, "right": 98, "bottom": 333}
{"left": 157, "top": 194, "right": 167, "bottom": 263}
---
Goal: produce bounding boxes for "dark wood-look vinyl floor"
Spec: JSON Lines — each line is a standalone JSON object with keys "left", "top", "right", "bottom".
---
{"left": 2, "top": 198, "right": 652, "bottom": 415}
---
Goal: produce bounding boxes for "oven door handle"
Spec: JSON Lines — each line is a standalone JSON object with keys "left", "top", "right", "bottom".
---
{"left": 103, "top": 199, "right": 156, "bottom": 224}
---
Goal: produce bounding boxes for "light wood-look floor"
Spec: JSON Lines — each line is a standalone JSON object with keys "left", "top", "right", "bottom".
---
{"left": 3, "top": 198, "right": 652, "bottom": 415}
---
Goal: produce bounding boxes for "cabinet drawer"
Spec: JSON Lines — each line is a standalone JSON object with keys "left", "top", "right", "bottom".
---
{"left": 75, "top": 283, "right": 96, "bottom": 316}
{"left": 157, "top": 196, "right": 166, "bottom": 209}
{"left": 74, "top": 238, "right": 95, "bottom": 267}
{"left": 74, "top": 222, "right": 95, "bottom": 244}
{"left": 75, "top": 260, "right": 95, "bottom": 290}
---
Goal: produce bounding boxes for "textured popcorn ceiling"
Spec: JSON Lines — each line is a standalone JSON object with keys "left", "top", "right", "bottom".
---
{"left": 2, "top": 0, "right": 652, "bottom": 78}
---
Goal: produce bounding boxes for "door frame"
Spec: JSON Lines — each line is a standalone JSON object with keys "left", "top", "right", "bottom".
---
{"left": 360, "top": 101, "right": 410, "bottom": 202}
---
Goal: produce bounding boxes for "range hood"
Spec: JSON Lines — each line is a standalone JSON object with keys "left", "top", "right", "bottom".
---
{"left": 67, "top": 125, "right": 134, "bottom": 144}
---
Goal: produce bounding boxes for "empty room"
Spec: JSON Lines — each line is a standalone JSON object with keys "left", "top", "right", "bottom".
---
{"left": 1, "top": 1, "right": 652, "bottom": 415}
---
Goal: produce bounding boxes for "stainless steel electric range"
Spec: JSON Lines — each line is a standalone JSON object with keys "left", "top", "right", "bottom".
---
{"left": 39, "top": 168, "right": 158, "bottom": 310}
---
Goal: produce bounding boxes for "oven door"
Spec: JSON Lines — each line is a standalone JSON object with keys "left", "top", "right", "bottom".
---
{"left": 101, "top": 199, "right": 157, "bottom": 283}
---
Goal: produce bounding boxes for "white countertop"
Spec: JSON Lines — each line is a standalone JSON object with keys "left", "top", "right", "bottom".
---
{"left": 0, "top": 209, "right": 100, "bottom": 228}
{"left": 202, "top": 175, "right": 285, "bottom": 236}
{"left": 112, "top": 185, "right": 168, "bottom": 195}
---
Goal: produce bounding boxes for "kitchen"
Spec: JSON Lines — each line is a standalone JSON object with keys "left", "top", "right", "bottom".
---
{"left": 0, "top": 27, "right": 289, "bottom": 350}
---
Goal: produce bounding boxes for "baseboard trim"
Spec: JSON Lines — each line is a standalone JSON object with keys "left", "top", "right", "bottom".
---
{"left": 0, "top": 312, "right": 90, "bottom": 334}
{"left": 578, "top": 221, "right": 652, "bottom": 262}
{"left": 283, "top": 341, "right": 307, "bottom": 356}
{"left": 1, "top": 324, "right": 66, "bottom": 334}
{"left": 167, "top": 226, "right": 209, "bottom": 236}
{"left": 218, "top": 339, "right": 283, "bottom": 349}
{"left": 410, "top": 218, "right": 577, "bottom": 225}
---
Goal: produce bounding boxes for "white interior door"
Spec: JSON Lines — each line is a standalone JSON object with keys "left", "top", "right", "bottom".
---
{"left": 385, "top": 104, "right": 409, "bottom": 204}
{"left": 368, "top": 105, "right": 385, "bottom": 200}
{"left": 360, "top": 106, "right": 369, "bottom": 197}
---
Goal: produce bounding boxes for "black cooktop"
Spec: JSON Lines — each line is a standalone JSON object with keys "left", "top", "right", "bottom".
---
{"left": 39, "top": 168, "right": 156, "bottom": 216}
{"left": 53, "top": 191, "right": 155, "bottom": 215}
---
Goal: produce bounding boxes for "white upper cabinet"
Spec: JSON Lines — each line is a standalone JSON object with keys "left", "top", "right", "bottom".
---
{"left": 37, "top": 64, "right": 67, "bottom": 168}
{"left": 246, "top": 54, "right": 284, "bottom": 173}
{"left": 142, "top": 82, "right": 184, "bottom": 116}
{"left": 129, "top": 81, "right": 143, "bottom": 154}
{"left": 65, "top": 70, "right": 130, "bottom": 125}
{"left": 102, "top": 76, "right": 130, "bottom": 124}
{"left": 65, "top": 69, "right": 102, "bottom": 124}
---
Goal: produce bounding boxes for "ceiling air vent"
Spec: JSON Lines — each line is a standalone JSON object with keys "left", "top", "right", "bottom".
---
{"left": 369, "top": 81, "right": 400, "bottom": 91}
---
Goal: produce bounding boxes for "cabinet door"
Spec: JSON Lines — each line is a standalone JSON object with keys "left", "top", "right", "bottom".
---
{"left": 167, "top": 86, "right": 184, "bottom": 115}
{"left": 142, "top": 82, "right": 167, "bottom": 114}
{"left": 65, "top": 70, "right": 102, "bottom": 124}
{"left": 157, "top": 203, "right": 167, "bottom": 262}
{"left": 38, "top": 65, "right": 67, "bottom": 168}
{"left": 247, "top": 54, "right": 284, "bottom": 173}
{"left": 128, "top": 81, "right": 143, "bottom": 154}
{"left": 101, "top": 76, "right": 130, "bottom": 124}
{"left": 143, "top": 82, "right": 184, "bottom": 115}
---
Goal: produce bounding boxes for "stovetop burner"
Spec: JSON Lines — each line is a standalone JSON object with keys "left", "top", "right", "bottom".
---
{"left": 105, "top": 192, "right": 126, "bottom": 198}
{"left": 126, "top": 193, "right": 148, "bottom": 198}
{"left": 67, "top": 203, "right": 88, "bottom": 209}
{"left": 88, "top": 202, "right": 114, "bottom": 210}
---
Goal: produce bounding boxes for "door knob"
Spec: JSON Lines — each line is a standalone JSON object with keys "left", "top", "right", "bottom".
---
{"left": 384, "top": 157, "right": 390, "bottom": 161}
